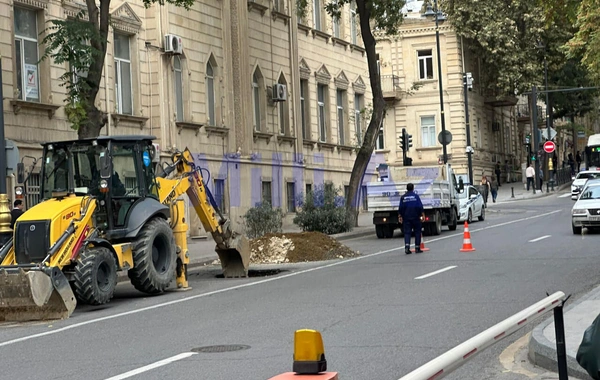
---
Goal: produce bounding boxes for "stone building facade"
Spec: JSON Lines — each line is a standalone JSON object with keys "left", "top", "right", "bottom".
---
{"left": 374, "top": 5, "right": 521, "bottom": 185}
{"left": 1, "top": 0, "right": 375, "bottom": 234}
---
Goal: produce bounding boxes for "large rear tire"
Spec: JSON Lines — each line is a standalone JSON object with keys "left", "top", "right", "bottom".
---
{"left": 128, "top": 218, "right": 177, "bottom": 294}
{"left": 448, "top": 208, "right": 458, "bottom": 231}
{"left": 74, "top": 247, "right": 118, "bottom": 305}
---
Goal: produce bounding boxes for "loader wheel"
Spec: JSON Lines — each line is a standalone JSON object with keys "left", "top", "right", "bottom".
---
{"left": 74, "top": 247, "right": 118, "bottom": 305}
{"left": 128, "top": 218, "right": 177, "bottom": 294}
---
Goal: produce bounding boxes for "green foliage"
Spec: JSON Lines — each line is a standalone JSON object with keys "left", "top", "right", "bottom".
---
{"left": 293, "top": 185, "right": 352, "bottom": 235}
{"left": 41, "top": 11, "right": 102, "bottom": 131}
{"left": 548, "top": 58, "right": 598, "bottom": 119}
{"left": 440, "top": 0, "right": 547, "bottom": 96}
{"left": 566, "top": 0, "right": 600, "bottom": 84}
{"left": 297, "top": 0, "right": 309, "bottom": 21}
{"left": 324, "top": 0, "right": 406, "bottom": 36}
{"left": 243, "top": 202, "right": 284, "bottom": 239}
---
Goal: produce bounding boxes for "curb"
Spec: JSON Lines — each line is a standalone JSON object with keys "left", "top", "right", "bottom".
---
{"left": 331, "top": 229, "right": 373, "bottom": 241}
{"left": 528, "top": 285, "right": 600, "bottom": 380}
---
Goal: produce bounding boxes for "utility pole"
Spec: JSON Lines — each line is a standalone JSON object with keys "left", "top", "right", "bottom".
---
{"left": 463, "top": 73, "right": 473, "bottom": 185}
{"left": 433, "top": 0, "right": 447, "bottom": 164}
{"left": 532, "top": 86, "right": 540, "bottom": 194}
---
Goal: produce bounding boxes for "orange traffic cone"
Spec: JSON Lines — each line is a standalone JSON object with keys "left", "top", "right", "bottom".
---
{"left": 412, "top": 238, "right": 430, "bottom": 252}
{"left": 459, "top": 221, "right": 476, "bottom": 252}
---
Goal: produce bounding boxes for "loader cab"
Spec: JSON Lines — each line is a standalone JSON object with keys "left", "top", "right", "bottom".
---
{"left": 40, "top": 136, "right": 163, "bottom": 238}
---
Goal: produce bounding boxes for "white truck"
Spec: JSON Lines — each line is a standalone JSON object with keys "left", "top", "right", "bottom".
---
{"left": 366, "top": 164, "right": 462, "bottom": 238}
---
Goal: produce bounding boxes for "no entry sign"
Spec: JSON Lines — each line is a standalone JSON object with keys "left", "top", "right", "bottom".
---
{"left": 543, "top": 141, "right": 556, "bottom": 153}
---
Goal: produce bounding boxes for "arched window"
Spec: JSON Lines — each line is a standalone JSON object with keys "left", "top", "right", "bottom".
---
{"left": 252, "top": 71, "right": 262, "bottom": 131}
{"left": 174, "top": 57, "right": 183, "bottom": 122}
{"left": 206, "top": 61, "right": 215, "bottom": 126}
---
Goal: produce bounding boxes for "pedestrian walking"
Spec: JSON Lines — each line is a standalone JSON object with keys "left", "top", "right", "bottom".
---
{"left": 495, "top": 162, "right": 502, "bottom": 186}
{"left": 538, "top": 168, "right": 544, "bottom": 191}
{"left": 568, "top": 153, "right": 575, "bottom": 176}
{"left": 526, "top": 163, "right": 535, "bottom": 191}
{"left": 398, "top": 183, "right": 424, "bottom": 255}
{"left": 504, "top": 160, "right": 512, "bottom": 183}
{"left": 490, "top": 176, "right": 498, "bottom": 203}
{"left": 576, "top": 151, "right": 582, "bottom": 172}
{"left": 480, "top": 175, "right": 491, "bottom": 204}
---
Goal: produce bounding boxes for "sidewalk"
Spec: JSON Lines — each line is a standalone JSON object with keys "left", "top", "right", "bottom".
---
{"left": 485, "top": 179, "right": 572, "bottom": 205}
{"left": 529, "top": 285, "right": 600, "bottom": 379}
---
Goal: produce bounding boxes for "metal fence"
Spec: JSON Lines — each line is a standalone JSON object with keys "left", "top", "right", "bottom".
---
{"left": 398, "top": 291, "right": 569, "bottom": 380}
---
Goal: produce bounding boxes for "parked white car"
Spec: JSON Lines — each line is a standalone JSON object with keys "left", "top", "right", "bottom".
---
{"left": 571, "top": 171, "right": 600, "bottom": 200}
{"left": 458, "top": 185, "right": 485, "bottom": 223}
{"left": 571, "top": 182, "right": 600, "bottom": 234}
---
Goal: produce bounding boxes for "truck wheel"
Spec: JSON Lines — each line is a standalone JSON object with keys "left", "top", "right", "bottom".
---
{"left": 383, "top": 225, "right": 394, "bottom": 238}
{"left": 128, "top": 218, "right": 177, "bottom": 294}
{"left": 433, "top": 211, "right": 442, "bottom": 235}
{"left": 74, "top": 247, "right": 118, "bottom": 305}
{"left": 448, "top": 209, "right": 458, "bottom": 231}
{"left": 375, "top": 225, "right": 384, "bottom": 239}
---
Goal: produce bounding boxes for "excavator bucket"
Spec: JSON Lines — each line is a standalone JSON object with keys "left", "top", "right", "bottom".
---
{"left": 0, "top": 267, "right": 76, "bottom": 322}
{"left": 215, "top": 234, "right": 251, "bottom": 278}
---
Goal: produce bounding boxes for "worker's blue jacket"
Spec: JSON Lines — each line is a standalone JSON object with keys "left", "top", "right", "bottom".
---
{"left": 398, "top": 191, "right": 424, "bottom": 220}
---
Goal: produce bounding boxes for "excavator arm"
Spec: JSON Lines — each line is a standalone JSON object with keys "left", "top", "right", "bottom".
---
{"left": 156, "top": 148, "right": 250, "bottom": 278}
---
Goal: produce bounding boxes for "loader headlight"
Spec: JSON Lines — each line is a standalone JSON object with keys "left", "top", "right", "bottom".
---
{"left": 100, "top": 180, "right": 108, "bottom": 189}
{"left": 14, "top": 186, "right": 23, "bottom": 196}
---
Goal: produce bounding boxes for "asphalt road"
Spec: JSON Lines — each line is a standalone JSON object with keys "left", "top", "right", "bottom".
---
{"left": 1, "top": 190, "right": 598, "bottom": 380}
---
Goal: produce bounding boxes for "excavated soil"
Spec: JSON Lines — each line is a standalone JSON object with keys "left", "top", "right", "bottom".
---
{"left": 249, "top": 231, "right": 360, "bottom": 264}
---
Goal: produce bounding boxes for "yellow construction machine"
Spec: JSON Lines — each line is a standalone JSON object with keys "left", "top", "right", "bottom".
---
{"left": 0, "top": 135, "right": 250, "bottom": 322}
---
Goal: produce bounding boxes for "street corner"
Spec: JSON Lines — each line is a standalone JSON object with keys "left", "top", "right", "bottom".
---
{"left": 529, "top": 284, "right": 600, "bottom": 380}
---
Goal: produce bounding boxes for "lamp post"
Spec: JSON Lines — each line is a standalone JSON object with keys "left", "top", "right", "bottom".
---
{"left": 423, "top": 0, "right": 448, "bottom": 164}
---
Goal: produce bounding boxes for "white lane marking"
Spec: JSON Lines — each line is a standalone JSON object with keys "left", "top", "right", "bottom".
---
{"left": 0, "top": 209, "right": 561, "bottom": 348}
{"left": 415, "top": 266, "right": 457, "bottom": 280}
{"left": 104, "top": 352, "right": 196, "bottom": 380}
{"left": 529, "top": 235, "right": 551, "bottom": 243}
{"left": 558, "top": 193, "right": 572, "bottom": 198}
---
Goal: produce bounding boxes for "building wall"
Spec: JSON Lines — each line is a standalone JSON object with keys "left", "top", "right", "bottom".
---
{"left": 375, "top": 17, "right": 521, "bottom": 185}
{"left": 1, "top": 0, "right": 375, "bottom": 234}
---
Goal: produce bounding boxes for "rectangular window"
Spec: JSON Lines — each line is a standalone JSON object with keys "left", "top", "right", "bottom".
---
{"left": 313, "top": 0, "right": 321, "bottom": 30}
{"left": 214, "top": 179, "right": 225, "bottom": 211}
{"left": 174, "top": 57, "right": 184, "bottom": 122}
{"left": 333, "top": 17, "right": 340, "bottom": 38}
{"left": 354, "top": 93, "right": 363, "bottom": 144}
{"left": 278, "top": 86, "right": 287, "bottom": 135}
{"left": 286, "top": 182, "right": 296, "bottom": 213}
{"left": 300, "top": 79, "right": 308, "bottom": 139}
{"left": 350, "top": 2, "right": 357, "bottom": 45}
{"left": 305, "top": 183, "right": 312, "bottom": 197}
{"left": 318, "top": 84, "right": 327, "bottom": 142}
{"left": 14, "top": 7, "right": 40, "bottom": 102}
{"left": 252, "top": 73, "right": 261, "bottom": 131}
{"left": 376, "top": 121, "right": 384, "bottom": 150}
{"left": 262, "top": 181, "right": 272, "bottom": 205}
{"left": 344, "top": 185, "right": 350, "bottom": 201}
{"left": 420, "top": 115, "right": 436, "bottom": 147}
{"left": 206, "top": 62, "right": 216, "bottom": 126}
{"left": 114, "top": 33, "right": 133, "bottom": 115}
{"left": 418, "top": 49, "right": 434, "bottom": 80}
{"left": 337, "top": 89, "right": 345, "bottom": 145}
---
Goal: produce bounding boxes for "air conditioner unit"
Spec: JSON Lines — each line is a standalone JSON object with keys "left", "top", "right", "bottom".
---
{"left": 272, "top": 83, "right": 287, "bottom": 102}
{"left": 164, "top": 34, "right": 183, "bottom": 55}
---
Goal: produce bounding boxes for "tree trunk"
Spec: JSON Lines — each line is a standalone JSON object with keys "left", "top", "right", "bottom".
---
{"left": 344, "top": 0, "right": 386, "bottom": 228}
{"left": 78, "top": 103, "right": 108, "bottom": 139}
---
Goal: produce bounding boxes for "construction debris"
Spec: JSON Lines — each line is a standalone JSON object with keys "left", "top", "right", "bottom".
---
{"left": 248, "top": 231, "right": 359, "bottom": 264}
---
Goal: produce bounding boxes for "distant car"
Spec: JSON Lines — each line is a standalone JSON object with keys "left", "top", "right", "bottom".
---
{"left": 458, "top": 185, "right": 485, "bottom": 223}
{"left": 572, "top": 171, "right": 600, "bottom": 200}
{"left": 571, "top": 182, "right": 600, "bottom": 234}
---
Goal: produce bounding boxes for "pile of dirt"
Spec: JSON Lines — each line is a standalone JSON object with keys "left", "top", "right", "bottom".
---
{"left": 249, "top": 231, "right": 359, "bottom": 264}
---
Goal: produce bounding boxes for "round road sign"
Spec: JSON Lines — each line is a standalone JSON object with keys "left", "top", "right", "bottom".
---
{"left": 543, "top": 141, "right": 555, "bottom": 153}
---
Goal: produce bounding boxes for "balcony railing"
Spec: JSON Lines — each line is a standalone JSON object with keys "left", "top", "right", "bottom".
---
{"left": 516, "top": 104, "right": 544, "bottom": 123}
{"left": 381, "top": 75, "right": 402, "bottom": 100}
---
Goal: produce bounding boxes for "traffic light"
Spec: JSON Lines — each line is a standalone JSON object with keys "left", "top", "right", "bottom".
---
{"left": 407, "top": 132, "right": 413, "bottom": 151}
{"left": 399, "top": 128, "right": 407, "bottom": 152}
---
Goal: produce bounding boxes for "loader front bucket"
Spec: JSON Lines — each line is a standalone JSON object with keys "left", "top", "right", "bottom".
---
{"left": 0, "top": 267, "right": 76, "bottom": 322}
{"left": 215, "top": 234, "right": 250, "bottom": 278}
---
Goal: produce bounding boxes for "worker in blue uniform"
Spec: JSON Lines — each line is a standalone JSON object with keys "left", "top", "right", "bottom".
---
{"left": 398, "top": 183, "right": 425, "bottom": 254}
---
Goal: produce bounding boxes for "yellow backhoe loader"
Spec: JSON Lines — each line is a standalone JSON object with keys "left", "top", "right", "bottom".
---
{"left": 0, "top": 135, "right": 250, "bottom": 322}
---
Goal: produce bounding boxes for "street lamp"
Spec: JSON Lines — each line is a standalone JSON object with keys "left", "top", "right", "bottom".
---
{"left": 423, "top": 0, "right": 448, "bottom": 164}
{"left": 537, "top": 42, "right": 553, "bottom": 182}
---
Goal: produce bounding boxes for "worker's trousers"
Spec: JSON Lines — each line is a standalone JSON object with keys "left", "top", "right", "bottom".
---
{"left": 403, "top": 219, "right": 422, "bottom": 248}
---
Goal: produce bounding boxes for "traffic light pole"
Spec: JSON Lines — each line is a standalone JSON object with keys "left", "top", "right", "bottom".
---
{"left": 463, "top": 73, "right": 473, "bottom": 185}
{"left": 532, "top": 86, "right": 539, "bottom": 194}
